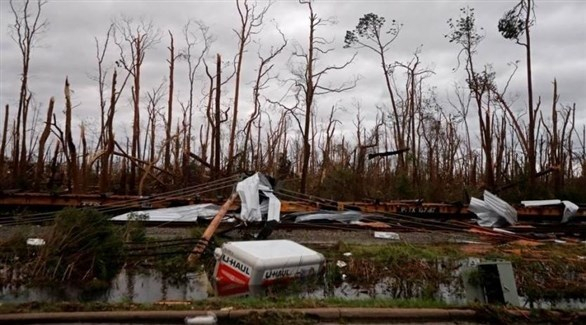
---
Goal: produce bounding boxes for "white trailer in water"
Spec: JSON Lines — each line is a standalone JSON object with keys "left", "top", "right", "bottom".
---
{"left": 213, "top": 240, "right": 324, "bottom": 296}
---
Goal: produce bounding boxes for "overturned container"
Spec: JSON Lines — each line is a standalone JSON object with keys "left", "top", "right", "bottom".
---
{"left": 213, "top": 240, "right": 325, "bottom": 296}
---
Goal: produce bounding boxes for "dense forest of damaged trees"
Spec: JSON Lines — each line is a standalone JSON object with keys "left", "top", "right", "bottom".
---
{"left": 1, "top": 0, "right": 585, "bottom": 203}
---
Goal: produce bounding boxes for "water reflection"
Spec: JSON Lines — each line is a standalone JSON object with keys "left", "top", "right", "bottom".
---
{"left": 2, "top": 267, "right": 586, "bottom": 311}
{"left": 1, "top": 269, "right": 209, "bottom": 303}
{"left": 109, "top": 269, "right": 208, "bottom": 303}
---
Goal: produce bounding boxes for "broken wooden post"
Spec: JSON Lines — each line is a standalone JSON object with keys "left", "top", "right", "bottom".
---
{"left": 187, "top": 191, "right": 239, "bottom": 265}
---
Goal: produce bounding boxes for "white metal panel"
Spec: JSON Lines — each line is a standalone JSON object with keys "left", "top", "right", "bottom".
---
{"left": 294, "top": 211, "right": 363, "bottom": 223}
{"left": 111, "top": 203, "right": 221, "bottom": 222}
{"left": 521, "top": 199, "right": 562, "bottom": 206}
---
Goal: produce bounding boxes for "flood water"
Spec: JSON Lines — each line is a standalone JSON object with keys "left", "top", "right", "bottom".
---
{"left": 2, "top": 264, "right": 586, "bottom": 311}
{"left": 1, "top": 269, "right": 209, "bottom": 303}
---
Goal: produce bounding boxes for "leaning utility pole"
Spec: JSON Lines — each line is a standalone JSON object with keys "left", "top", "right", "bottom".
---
{"left": 187, "top": 191, "right": 238, "bottom": 265}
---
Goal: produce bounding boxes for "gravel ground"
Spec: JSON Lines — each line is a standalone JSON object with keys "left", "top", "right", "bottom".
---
{"left": 143, "top": 226, "right": 479, "bottom": 245}
{"left": 0, "top": 224, "right": 51, "bottom": 240}
{"left": 0, "top": 224, "right": 480, "bottom": 246}
{"left": 269, "top": 228, "right": 478, "bottom": 245}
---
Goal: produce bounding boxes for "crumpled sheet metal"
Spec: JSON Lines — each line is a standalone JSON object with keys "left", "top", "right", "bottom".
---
{"left": 484, "top": 191, "right": 518, "bottom": 225}
{"left": 469, "top": 196, "right": 504, "bottom": 227}
{"left": 469, "top": 191, "right": 517, "bottom": 227}
{"left": 561, "top": 200, "right": 579, "bottom": 223}
{"left": 236, "top": 172, "right": 281, "bottom": 222}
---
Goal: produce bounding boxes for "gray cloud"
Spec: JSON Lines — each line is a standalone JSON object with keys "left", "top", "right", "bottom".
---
{"left": 1, "top": 0, "right": 584, "bottom": 146}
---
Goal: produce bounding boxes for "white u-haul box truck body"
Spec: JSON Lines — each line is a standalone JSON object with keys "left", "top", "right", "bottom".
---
{"left": 213, "top": 239, "right": 325, "bottom": 295}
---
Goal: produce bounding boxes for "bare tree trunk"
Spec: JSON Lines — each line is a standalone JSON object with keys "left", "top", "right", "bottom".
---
{"left": 174, "top": 124, "right": 181, "bottom": 176}
{"left": 345, "top": 13, "right": 404, "bottom": 172}
{"left": 13, "top": 87, "right": 22, "bottom": 180}
{"left": 227, "top": 2, "right": 247, "bottom": 175}
{"left": 255, "top": 113, "right": 262, "bottom": 171}
{"left": 10, "top": 0, "right": 48, "bottom": 185}
{"left": 566, "top": 105, "right": 576, "bottom": 180}
{"left": 34, "top": 97, "right": 54, "bottom": 190}
{"left": 498, "top": 0, "right": 539, "bottom": 192}
{"left": 243, "top": 32, "right": 287, "bottom": 172}
{"left": 19, "top": 94, "right": 31, "bottom": 179}
{"left": 165, "top": 31, "right": 176, "bottom": 172}
{"left": 182, "top": 20, "right": 211, "bottom": 184}
{"left": 64, "top": 78, "right": 78, "bottom": 193}
{"left": 114, "top": 18, "right": 160, "bottom": 192}
{"left": 550, "top": 79, "right": 560, "bottom": 194}
{"left": 525, "top": 0, "right": 537, "bottom": 189}
{"left": 80, "top": 123, "right": 88, "bottom": 192}
{"left": 148, "top": 109, "right": 156, "bottom": 164}
{"left": 0, "top": 105, "right": 9, "bottom": 179}
{"left": 293, "top": 1, "right": 355, "bottom": 193}
{"left": 299, "top": 2, "right": 316, "bottom": 194}
{"left": 227, "top": 0, "right": 270, "bottom": 174}
{"left": 94, "top": 25, "right": 113, "bottom": 150}
{"left": 47, "top": 142, "right": 60, "bottom": 191}
{"left": 119, "top": 156, "right": 127, "bottom": 194}
{"left": 213, "top": 54, "right": 222, "bottom": 178}
{"left": 130, "top": 32, "right": 142, "bottom": 193}
{"left": 99, "top": 70, "right": 118, "bottom": 193}
{"left": 204, "top": 64, "right": 215, "bottom": 171}
{"left": 145, "top": 82, "right": 165, "bottom": 169}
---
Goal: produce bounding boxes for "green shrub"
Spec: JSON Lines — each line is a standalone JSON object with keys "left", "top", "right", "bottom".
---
{"left": 38, "top": 208, "right": 124, "bottom": 284}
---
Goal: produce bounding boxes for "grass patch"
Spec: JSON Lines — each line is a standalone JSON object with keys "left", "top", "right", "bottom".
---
{"left": 0, "top": 297, "right": 456, "bottom": 314}
{"left": 333, "top": 242, "right": 464, "bottom": 261}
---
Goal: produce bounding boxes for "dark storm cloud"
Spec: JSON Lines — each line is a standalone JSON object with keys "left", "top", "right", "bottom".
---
{"left": 1, "top": 0, "right": 584, "bottom": 143}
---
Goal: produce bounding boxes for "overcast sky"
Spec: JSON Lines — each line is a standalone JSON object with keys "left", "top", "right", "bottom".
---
{"left": 1, "top": 0, "right": 585, "bottom": 150}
